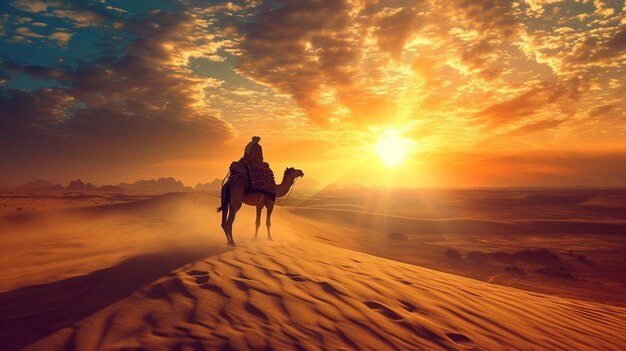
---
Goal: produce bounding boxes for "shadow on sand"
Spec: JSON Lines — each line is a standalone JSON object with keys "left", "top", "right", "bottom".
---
{"left": 0, "top": 245, "right": 230, "bottom": 350}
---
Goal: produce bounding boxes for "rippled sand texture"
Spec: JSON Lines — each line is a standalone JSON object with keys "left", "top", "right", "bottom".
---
{"left": 27, "top": 240, "right": 626, "bottom": 351}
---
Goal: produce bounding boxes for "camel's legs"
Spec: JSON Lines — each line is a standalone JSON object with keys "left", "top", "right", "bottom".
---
{"left": 254, "top": 205, "right": 263, "bottom": 240}
{"left": 266, "top": 201, "right": 274, "bottom": 240}
{"left": 221, "top": 206, "right": 234, "bottom": 246}
{"left": 220, "top": 183, "right": 230, "bottom": 245}
{"left": 223, "top": 182, "right": 244, "bottom": 246}
{"left": 225, "top": 203, "right": 240, "bottom": 246}
{"left": 220, "top": 203, "right": 232, "bottom": 245}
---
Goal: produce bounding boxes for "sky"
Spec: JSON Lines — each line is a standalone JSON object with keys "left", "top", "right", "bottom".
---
{"left": 0, "top": 0, "right": 625, "bottom": 188}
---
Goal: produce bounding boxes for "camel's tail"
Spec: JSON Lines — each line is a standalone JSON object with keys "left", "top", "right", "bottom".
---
{"left": 217, "top": 171, "right": 230, "bottom": 213}
{"left": 218, "top": 181, "right": 229, "bottom": 226}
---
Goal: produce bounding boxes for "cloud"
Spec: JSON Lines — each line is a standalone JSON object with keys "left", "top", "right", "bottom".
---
{"left": 12, "top": 0, "right": 60, "bottom": 13}
{"left": 446, "top": 0, "right": 523, "bottom": 39}
{"left": 0, "top": 70, "right": 10, "bottom": 85}
{"left": 473, "top": 89, "right": 544, "bottom": 126}
{"left": 51, "top": 9, "right": 105, "bottom": 27}
{"left": 11, "top": 26, "right": 72, "bottom": 46}
{"left": 12, "top": 0, "right": 109, "bottom": 27}
{"left": 506, "top": 119, "right": 565, "bottom": 136}
{"left": 234, "top": 0, "right": 363, "bottom": 125}
{"left": 229, "top": 0, "right": 438, "bottom": 127}
{"left": 1, "top": 61, "right": 68, "bottom": 80}
{"left": 1, "top": 0, "right": 625, "bottom": 186}
{"left": 15, "top": 26, "right": 45, "bottom": 38}
{"left": 606, "top": 24, "right": 626, "bottom": 52}
{"left": 564, "top": 24, "right": 626, "bottom": 67}
{"left": 524, "top": 0, "right": 566, "bottom": 12}
{"left": 48, "top": 31, "right": 71, "bottom": 44}
{"left": 374, "top": 8, "right": 421, "bottom": 59}
{"left": 473, "top": 78, "right": 590, "bottom": 127}
{"left": 587, "top": 102, "right": 620, "bottom": 118}
{"left": 0, "top": 10, "right": 234, "bottom": 183}
{"left": 227, "top": 0, "right": 535, "bottom": 126}
{"left": 0, "top": 14, "right": 8, "bottom": 36}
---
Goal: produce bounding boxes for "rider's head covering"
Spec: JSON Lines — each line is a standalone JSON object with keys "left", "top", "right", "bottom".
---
{"left": 243, "top": 136, "right": 264, "bottom": 162}
{"left": 245, "top": 136, "right": 261, "bottom": 155}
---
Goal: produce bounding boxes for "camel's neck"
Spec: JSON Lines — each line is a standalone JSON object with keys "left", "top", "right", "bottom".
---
{"left": 276, "top": 174, "right": 295, "bottom": 197}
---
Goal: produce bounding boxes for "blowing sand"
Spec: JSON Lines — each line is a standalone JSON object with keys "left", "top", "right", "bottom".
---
{"left": 25, "top": 239, "right": 626, "bottom": 351}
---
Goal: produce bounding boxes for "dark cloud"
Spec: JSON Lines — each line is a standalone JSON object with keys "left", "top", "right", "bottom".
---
{"left": 507, "top": 119, "right": 565, "bottom": 136}
{"left": 2, "top": 0, "right": 625, "bottom": 186}
{"left": 12, "top": 0, "right": 120, "bottom": 27}
{"left": 437, "top": 0, "right": 523, "bottom": 79}
{"left": 230, "top": 0, "right": 530, "bottom": 125}
{"left": 232, "top": 0, "right": 432, "bottom": 126}
{"left": 564, "top": 24, "right": 626, "bottom": 67}
{"left": 0, "top": 70, "right": 11, "bottom": 84}
{"left": 448, "top": 0, "right": 522, "bottom": 39}
{"left": 473, "top": 90, "right": 541, "bottom": 125}
{"left": 0, "top": 9, "right": 233, "bottom": 184}
{"left": 587, "top": 103, "right": 619, "bottom": 119}
{"left": 235, "top": 0, "right": 361, "bottom": 125}
{"left": 230, "top": 0, "right": 432, "bottom": 126}
{"left": 606, "top": 25, "right": 626, "bottom": 51}
{"left": 1, "top": 61, "right": 68, "bottom": 80}
{"left": 473, "top": 78, "right": 589, "bottom": 127}
{"left": 374, "top": 8, "right": 421, "bottom": 59}
{"left": 459, "top": 37, "right": 503, "bottom": 78}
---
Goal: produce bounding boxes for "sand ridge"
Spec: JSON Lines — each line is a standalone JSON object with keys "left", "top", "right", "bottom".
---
{"left": 27, "top": 240, "right": 626, "bottom": 351}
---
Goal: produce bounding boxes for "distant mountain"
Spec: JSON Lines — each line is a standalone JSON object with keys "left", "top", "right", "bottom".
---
{"left": 67, "top": 179, "right": 96, "bottom": 191}
{"left": 117, "top": 177, "right": 190, "bottom": 193}
{"left": 319, "top": 183, "right": 369, "bottom": 193}
{"left": 13, "top": 177, "right": 213, "bottom": 193}
{"left": 293, "top": 176, "right": 321, "bottom": 190}
{"left": 96, "top": 185, "right": 125, "bottom": 192}
{"left": 17, "top": 179, "right": 64, "bottom": 191}
{"left": 195, "top": 178, "right": 222, "bottom": 191}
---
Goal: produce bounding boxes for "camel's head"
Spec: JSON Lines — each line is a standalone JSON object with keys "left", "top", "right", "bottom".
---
{"left": 285, "top": 167, "right": 304, "bottom": 179}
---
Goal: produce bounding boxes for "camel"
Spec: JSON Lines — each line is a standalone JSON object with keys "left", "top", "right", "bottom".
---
{"left": 217, "top": 167, "right": 304, "bottom": 246}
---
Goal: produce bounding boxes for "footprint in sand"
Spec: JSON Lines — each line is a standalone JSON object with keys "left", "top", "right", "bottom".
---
{"left": 364, "top": 301, "right": 403, "bottom": 321}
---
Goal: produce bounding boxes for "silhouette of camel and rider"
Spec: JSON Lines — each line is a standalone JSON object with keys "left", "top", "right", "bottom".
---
{"left": 218, "top": 136, "right": 304, "bottom": 246}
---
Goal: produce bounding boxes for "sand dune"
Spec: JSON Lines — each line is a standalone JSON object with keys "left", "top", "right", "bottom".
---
{"left": 2, "top": 191, "right": 625, "bottom": 350}
{"left": 287, "top": 207, "right": 626, "bottom": 235}
{"left": 580, "top": 195, "right": 626, "bottom": 208}
{"left": 26, "top": 240, "right": 626, "bottom": 351}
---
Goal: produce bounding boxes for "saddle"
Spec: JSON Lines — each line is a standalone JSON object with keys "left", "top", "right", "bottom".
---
{"left": 229, "top": 159, "right": 276, "bottom": 200}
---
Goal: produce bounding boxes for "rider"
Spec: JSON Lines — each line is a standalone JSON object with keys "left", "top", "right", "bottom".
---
{"left": 242, "top": 136, "right": 264, "bottom": 164}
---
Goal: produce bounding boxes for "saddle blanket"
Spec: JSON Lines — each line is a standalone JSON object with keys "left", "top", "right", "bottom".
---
{"left": 230, "top": 160, "right": 276, "bottom": 200}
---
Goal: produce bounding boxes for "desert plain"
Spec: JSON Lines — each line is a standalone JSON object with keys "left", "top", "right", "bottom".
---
{"left": 1, "top": 187, "right": 625, "bottom": 350}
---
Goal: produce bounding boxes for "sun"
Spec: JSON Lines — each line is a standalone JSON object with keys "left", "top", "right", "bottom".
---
{"left": 373, "top": 129, "right": 417, "bottom": 167}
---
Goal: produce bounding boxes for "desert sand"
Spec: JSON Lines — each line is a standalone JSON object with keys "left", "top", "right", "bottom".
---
{"left": 285, "top": 188, "right": 626, "bottom": 306}
{"left": 1, "top": 190, "right": 625, "bottom": 350}
{"left": 21, "top": 240, "right": 626, "bottom": 350}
